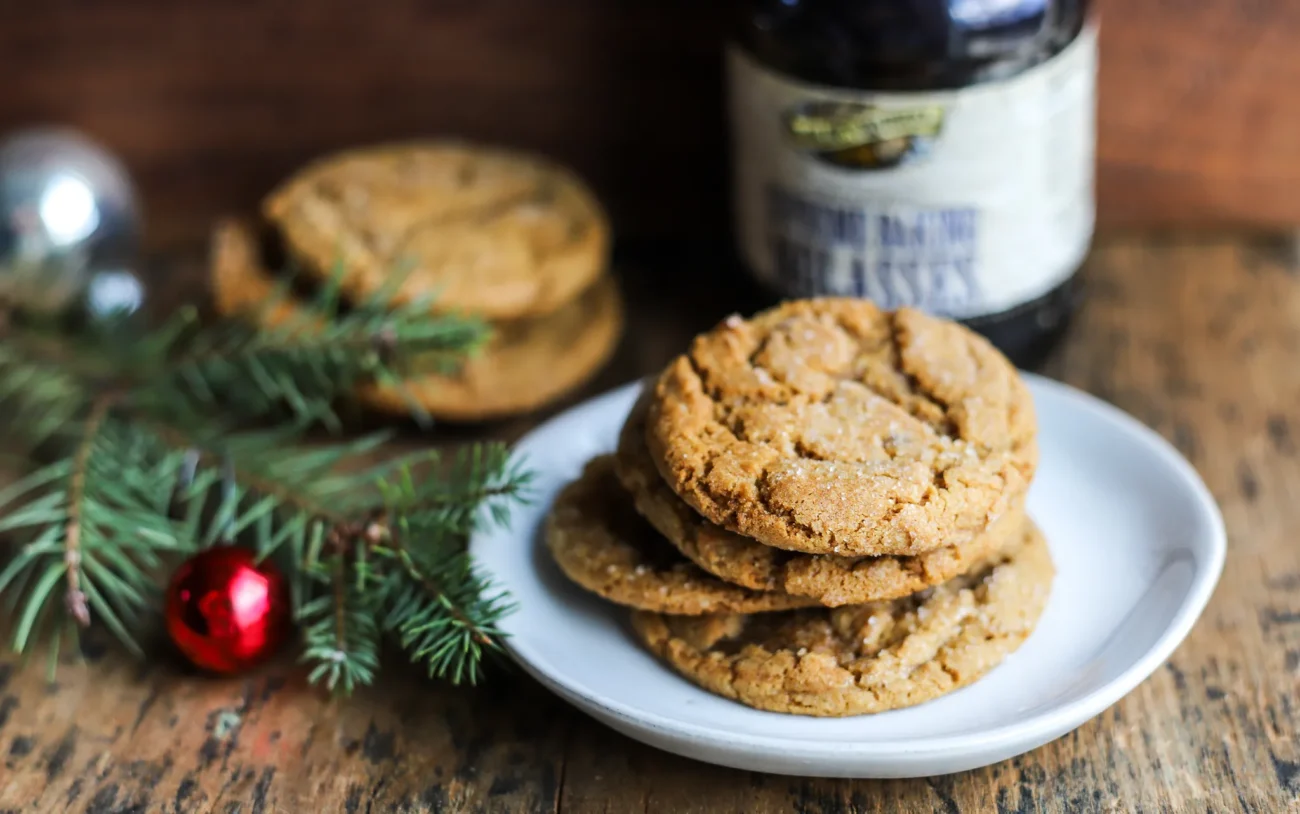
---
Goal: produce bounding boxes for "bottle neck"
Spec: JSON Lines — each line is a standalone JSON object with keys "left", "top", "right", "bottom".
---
{"left": 734, "top": 0, "right": 1091, "bottom": 92}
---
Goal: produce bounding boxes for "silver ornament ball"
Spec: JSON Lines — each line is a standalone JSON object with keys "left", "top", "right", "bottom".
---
{"left": 0, "top": 127, "right": 145, "bottom": 322}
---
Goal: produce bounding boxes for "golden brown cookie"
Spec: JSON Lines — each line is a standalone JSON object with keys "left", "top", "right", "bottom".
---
{"left": 646, "top": 299, "right": 1037, "bottom": 557}
{"left": 262, "top": 142, "right": 609, "bottom": 321}
{"left": 631, "top": 518, "right": 1053, "bottom": 717}
{"left": 615, "top": 391, "right": 1026, "bottom": 606}
{"left": 209, "top": 218, "right": 623, "bottom": 421}
{"left": 546, "top": 456, "right": 818, "bottom": 615}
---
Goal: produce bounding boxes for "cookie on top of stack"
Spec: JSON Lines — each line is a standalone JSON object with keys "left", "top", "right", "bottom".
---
{"left": 210, "top": 142, "right": 623, "bottom": 421}
{"left": 545, "top": 298, "right": 1052, "bottom": 717}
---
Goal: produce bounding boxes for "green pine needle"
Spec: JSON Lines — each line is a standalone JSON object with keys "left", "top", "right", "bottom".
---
{"left": 0, "top": 261, "right": 531, "bottom": 693}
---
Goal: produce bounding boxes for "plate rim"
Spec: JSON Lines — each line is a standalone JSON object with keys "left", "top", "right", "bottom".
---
{"left": 474, "top": 373, "right": 1227, "bottom": 760}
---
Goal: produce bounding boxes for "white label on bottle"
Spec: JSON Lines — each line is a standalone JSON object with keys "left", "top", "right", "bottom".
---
{"left": 728, "top": 25, "right": 1098, "bottom": 319}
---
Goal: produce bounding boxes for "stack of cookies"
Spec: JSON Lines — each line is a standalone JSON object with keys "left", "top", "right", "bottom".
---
{"left": 546, "top": 298, "right": 1052, "bottom": 717}
{"left": 209, "top": 141, "right": 623, "bottom": 421}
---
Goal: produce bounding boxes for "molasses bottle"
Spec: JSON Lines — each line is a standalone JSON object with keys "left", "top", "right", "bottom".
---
{"left": 728, "top": 0, "right": 1096, "bottom": 366}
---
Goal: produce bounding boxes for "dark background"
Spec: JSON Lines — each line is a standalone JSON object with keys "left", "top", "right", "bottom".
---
{"left": 3, "top": 0, "right": 1298, "bottom": 249}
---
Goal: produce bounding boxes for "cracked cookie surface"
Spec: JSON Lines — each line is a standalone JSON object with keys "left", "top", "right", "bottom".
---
{"left": 210, "top": 218, "right": 621, "bottom": 421}
{"left": 631, "top": 518, "right": 1052, "bottom": 716}
{"left": 646, "top": 299, "right": 1037, "bottom": 556}
{"left": 615, "top": 391, "right": 1025, "bottom": 605}
{"left": 262, "top": 142, "right": 609, "bottom": 321}
{"left": 546, "top": 456, "right": 818, "bottom": 615}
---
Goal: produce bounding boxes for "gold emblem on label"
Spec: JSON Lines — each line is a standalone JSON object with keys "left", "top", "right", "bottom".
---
{"left": 782, "top": 101, "right": 944, "bottom": 170}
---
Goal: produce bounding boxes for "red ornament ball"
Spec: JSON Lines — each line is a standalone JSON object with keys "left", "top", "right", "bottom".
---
{"left": 165, "top": 545, "right": 290, "bottom": 674}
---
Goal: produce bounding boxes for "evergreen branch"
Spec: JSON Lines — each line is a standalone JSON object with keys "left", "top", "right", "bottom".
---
{"left": 331, "top": 538, "right": 350, "bottom": 665}
{"left": 63, "top": 394, "right": 115, "bottom": 628}
{"left": 379, "top": 445, "right": 534, "bottom": 539}
{"left": 297, "top": 546, "right": 381, "bottom": 694}
{"left": 387, "top": 531, "right": 491, "bottom": 649}
{"left": 0, "top": 413, "right": 191, "bottom": 657}
{"left": 368, "top": 454, "right": 528, "bottom": 685}
{"left": 135, "top": 411, "right": 527, "bottom": 689}
{"left": 140, "top": 417, "right": 388, "bottom": 526}
{"left": 0, "top": 255, "right": 534, "bottom": 693}
{"left": 0, "top": 336, "right": 95, "bottom": 452}
{"left": 134, "top": 279, "right": 491, "bottom": 430}
{"left": 379, "top": 543, "right": 514, "bottom": 686}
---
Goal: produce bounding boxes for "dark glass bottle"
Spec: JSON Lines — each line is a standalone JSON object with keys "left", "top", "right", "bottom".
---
{"left": 727, "top": 0, "right": 1095, "bottom": 367}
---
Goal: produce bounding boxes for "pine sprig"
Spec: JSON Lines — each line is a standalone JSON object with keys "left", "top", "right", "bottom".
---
{"left": 0, "top": 263, "right": 532, "bottom": 691}
{"left": 298, "top": 550, "right": 381, "bottom": 694}
{"left": 380, "top": 542, "right": 516, "bottom": 685}
{"left": 0, "top": 338, "right": 94, "bottom": 454}
{"left": 131, "top": 273, "right": 489, "bottom": 430}
{"left": 0, "top": 412, "right": 192, "bottom": 665}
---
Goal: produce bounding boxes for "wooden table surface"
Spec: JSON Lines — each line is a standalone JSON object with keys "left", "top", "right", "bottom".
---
{"left": 1, "top": 232, "right": 1298, "bottom": 813}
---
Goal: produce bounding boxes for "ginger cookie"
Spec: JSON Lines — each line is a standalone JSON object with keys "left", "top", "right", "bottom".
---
{"left": 545, "top": 456, "right": 818, "bottom": 615}
{"left": 631, "top": 518, "right": 1053, "bottom": 717}
{"left": 615, "top": 391, "right": 1026, "bottom": 606}
{"left": 262, "top": 142, "right": 609, "bottom": 321}
{"left": 646, "top": 299, "right": 1037, "bottom": 557}
{"left": 209, "top": 218, "right": 622, "bottom": 421}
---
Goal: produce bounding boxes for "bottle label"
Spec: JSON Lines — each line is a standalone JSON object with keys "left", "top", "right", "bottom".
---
{"left": 728, "top": 25, "right": 1098, "bottom": 319}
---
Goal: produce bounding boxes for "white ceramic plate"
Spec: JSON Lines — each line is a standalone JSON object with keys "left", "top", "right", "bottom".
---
{"left": 469, "top": 375, "right": 1226, "bottom": 778}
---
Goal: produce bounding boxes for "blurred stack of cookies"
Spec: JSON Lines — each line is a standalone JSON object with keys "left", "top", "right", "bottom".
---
{"left": 209, "top": 142, "right": 622, "bottom": 421}
{"left": 546, "top": 298, "right": 1053, "bottom": 717}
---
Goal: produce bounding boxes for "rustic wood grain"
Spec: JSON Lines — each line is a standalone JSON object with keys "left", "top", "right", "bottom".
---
{"left": 2, "top": 1, "right": 1300, "bottom": 249}
{"left": 2, "top": 232, "right": 1299, "bottom": 812}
